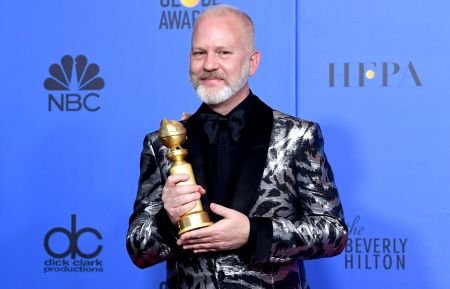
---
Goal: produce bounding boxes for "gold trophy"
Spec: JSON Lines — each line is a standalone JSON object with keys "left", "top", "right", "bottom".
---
{"left": 158, "top": 119, "right": 214, "bottom": 235}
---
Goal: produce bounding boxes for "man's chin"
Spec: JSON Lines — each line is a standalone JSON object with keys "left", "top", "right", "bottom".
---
{"left": 196, "top": 86, "right": 233, "bottom": 105}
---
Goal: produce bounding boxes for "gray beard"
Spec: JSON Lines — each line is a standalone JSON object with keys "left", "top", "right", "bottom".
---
{"left": 196, "top": 84, "right": 235, "bottom": 105}
{"left": 192, "top": 61, "right": 250, "bottom": 105}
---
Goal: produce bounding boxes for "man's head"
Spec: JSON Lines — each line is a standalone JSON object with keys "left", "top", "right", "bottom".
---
{"left": 189, "top": 5, "right": 260, "bottom": 109}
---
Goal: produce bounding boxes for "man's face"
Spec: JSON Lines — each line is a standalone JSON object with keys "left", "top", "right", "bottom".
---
{"left": 190, "top": 15, "right": 251, "bottom": 105}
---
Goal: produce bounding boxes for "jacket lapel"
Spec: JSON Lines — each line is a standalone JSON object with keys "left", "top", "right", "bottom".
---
{"left": 229, "top": 96, "right": 273, "bottom": 215}
{"left": 183, "top": 109, "right": 213, "bottom": 217}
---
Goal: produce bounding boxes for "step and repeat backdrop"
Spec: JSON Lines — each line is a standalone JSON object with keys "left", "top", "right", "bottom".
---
{"left": 1, "top": 1, "right": 449, "bottom": 288}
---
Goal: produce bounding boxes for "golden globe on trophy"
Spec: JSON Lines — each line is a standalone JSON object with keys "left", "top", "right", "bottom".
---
{"left": 158, "top": 119, "right": 214, "bottom": 235}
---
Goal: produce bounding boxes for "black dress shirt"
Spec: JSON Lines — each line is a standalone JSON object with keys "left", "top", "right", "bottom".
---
{"left": 198, "top": 93, "right": 255, "bottom": 220}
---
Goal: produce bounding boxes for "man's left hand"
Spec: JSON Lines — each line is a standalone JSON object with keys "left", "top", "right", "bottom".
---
{"left": 177, "top": 203, "right": 250, "bottom": 253}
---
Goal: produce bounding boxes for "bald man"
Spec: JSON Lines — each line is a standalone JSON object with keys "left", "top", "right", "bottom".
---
{"left": 127, "top": 5, "right": 347, "bottom": 289}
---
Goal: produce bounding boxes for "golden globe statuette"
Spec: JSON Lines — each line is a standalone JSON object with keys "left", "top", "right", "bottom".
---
{"left": 158, "top": 119, "right": 214, "bottom": 235}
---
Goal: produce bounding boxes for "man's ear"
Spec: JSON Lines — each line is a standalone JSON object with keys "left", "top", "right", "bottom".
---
{"left": 248, "top": 50, "right": 261, "bottom": 77}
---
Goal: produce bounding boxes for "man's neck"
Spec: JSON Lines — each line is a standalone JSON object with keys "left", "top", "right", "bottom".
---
{"left": 207, "top": 85, "right": 250, "bottom": 116}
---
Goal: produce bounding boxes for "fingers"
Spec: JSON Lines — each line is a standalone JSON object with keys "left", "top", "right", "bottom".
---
{"left": 180, "top": 112, "right": 191, "bottom": 121}
{"left": 163, "top": 192, "right": 200, "bottom": 224}
{"left": 165, "top": 192, "right": 200, "bottom": 211}
{"left": 174, "top": 200, "right": 198, "bottom": 218}
{"left": 162, "top": 174, "right": 205, "bottom": 224}
{"left": 177, "top": 223, "right": 223, "bottom": 250}
{"left": 178, "top": 236, "right": 214, "bottom": 246}
{"left": 179, "top": 225, "right": 216, "bottom": 242}
{"left": 193, "top": 249, "right": 211, "bottom": 253}
{"left": 164, "top": 174, "right": 189, "bottom": 188}
{"left": 164, "top": 185, "right": 201, "bottom": 199}
{"left": 177, "top": 226, "right": 220, "bottom": 249}
{"left": 162, "top": 186, "right": 202, "bottom": 207}
{"left": 209, "top": 203, "right": 234, "bottom": 218}
{"left": 176, "top": 205, "right": 249, "bottom": 252}
{"left": 183, "top": 242, "right": 219, "bottom": 251}
{"left": 198, "top": 186, "right": 206, "bottom": 195}
{"left": 163, "top": 174, "right": 205, "bottom": 197}
{"left": 163, "top": 174, "right": 203, "bottom": 201}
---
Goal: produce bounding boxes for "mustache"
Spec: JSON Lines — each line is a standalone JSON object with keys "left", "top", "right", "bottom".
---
{"left": 198, "top": 71, "right": 226, "bottom": 80}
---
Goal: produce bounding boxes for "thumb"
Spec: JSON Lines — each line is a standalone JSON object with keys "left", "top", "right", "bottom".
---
{"left": 210, "top": 203, "right": 234, "bottom": 218}
{"left": 180, "top": 112, "right": 191, "bottom": 121}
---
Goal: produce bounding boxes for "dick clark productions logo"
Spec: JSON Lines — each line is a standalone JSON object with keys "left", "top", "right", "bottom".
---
{"left": 44, "top": 55, "right": 105, "bottom": 112}
{"left": 43, "top": 214, "right": 103, "bottom": 273}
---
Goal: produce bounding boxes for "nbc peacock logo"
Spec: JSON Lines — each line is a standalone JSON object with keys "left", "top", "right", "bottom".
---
{"left": 44, "top": 55, "right": 105, "bottom": 112}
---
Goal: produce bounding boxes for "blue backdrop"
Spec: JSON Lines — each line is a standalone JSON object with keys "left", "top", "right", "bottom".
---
{"left": 1, "top": 0, "right": 449, "bottom": 288}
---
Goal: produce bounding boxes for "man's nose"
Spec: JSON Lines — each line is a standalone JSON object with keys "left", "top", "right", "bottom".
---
{"left": 203, "top": 53, "right": 219, "bottom": 71}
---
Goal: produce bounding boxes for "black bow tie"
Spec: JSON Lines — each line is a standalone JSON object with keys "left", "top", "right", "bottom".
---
{"left": 199, "top": 110, "right": 246, "bottom": 144}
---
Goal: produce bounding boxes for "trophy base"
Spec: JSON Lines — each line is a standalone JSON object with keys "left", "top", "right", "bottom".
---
{"left": 178, "top": 211, "right": 214, "bottom": 235}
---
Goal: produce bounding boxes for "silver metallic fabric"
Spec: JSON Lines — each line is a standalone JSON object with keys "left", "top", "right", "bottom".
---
{"left": 127, "top": 108, "right": 347, "bottom": 289}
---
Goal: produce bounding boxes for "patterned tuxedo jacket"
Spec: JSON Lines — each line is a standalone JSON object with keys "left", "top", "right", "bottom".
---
{"left": 126, "top": 95, "right": 347, "bottom": 289}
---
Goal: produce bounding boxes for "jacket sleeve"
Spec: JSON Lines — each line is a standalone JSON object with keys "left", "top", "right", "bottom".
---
{"left": 250, "top": 122, "right": 348, "bottom": 263}
{"left": 126, "top": 133, "right": 179, "bottom": 268}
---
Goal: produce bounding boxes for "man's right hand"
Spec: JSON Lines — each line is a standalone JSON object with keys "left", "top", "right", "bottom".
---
{"left": 162, "top": 174, "right": 205, "bottom": 225}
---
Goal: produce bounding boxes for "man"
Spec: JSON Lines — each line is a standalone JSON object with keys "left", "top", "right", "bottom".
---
{"left": 127, "top": 5, "right": 347, "bottom": 289}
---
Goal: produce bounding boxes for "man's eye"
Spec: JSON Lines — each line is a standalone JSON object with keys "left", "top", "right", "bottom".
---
{"left": 192, "top": 51, "right": 205, "bottom": 56}
{"left": 219, "top": 51, "right": 232, "bottom": 55}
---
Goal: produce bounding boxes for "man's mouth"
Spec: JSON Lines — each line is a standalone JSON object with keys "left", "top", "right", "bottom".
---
{"left": 200, "top": 77, "right": 224, "bottom": 85}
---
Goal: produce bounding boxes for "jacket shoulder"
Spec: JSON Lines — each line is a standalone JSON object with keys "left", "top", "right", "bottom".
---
{"left": 141, "top": 130, "right": 164, "bottom": 152}
{"left": 272, "top": 110, "right": 318, "bottom": 138}
{"left": 144, "top": 130, "right": 160, "bottom": 143}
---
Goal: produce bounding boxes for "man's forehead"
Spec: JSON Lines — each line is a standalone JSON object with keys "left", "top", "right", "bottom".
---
{"left": 193, "top": 18, "right": 244, "bottom": 41}
{"left": 193, "top": 13, "right": 245, "bottom": 33}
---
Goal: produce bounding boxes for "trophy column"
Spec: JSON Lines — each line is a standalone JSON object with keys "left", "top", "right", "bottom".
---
{"left": 159, "top": 119, "right": 213, "bottom": 235}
